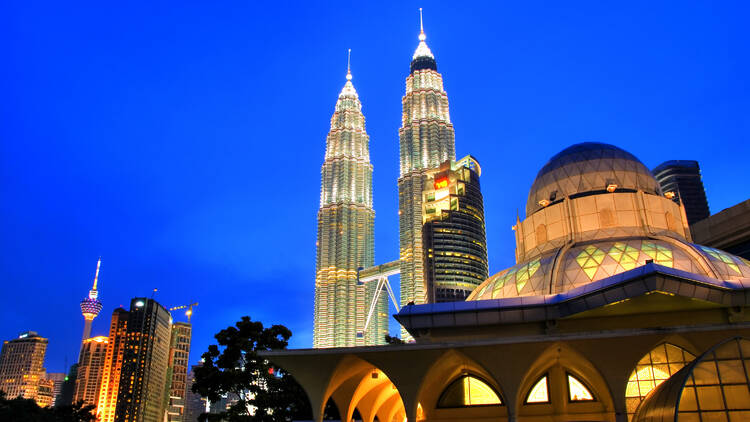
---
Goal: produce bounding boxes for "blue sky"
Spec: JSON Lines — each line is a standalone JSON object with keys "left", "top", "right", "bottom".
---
{"left": 1, "top": 1, "right": 747, "bottom": 372}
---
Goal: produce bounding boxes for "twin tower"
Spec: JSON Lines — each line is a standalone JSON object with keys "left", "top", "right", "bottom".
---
{"left": 313, "top": 14, "right": 489, "bottom": 348}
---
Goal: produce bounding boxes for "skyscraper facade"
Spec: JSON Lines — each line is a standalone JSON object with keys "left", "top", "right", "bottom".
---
{"left": 0, "top": 331, "right": 49, "bottom": 405}
{"left": 313, "top": 61, "right": 383, "bottom": 348}
{"left": 114, "top": 298, "right": 172, "bottom": 422}
{"left": 46, "top": 372, "right": 66, "bottom": 406}
{"left": 422, "top": 156, "right": 488, "bottom": 302}
{"left": 97, "top": 308, "right": 129, "bottom": 422}
{"left": 652, "top": 160, "right": 710, "bottom": 225}
{"left": 166, "top": 322, "right": 192, "bottom": 422}
{"left": 398, "top": 18, "right": 455, "bottom": 322}
{"left": 80, "top": 258, "right": 104, "bottom": 347}
{"left": 74, "top": 335, "right": 108, "bottom": 407}
{"left": 183, "top": 365, "right": 206, "bottom": 422}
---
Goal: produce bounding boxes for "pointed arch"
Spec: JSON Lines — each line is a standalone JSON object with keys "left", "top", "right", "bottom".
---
{"left": 518, "top": 343, "right": 613, "bottom": 420}
{"left": 436, "top": 374, "right": 502, "bottom": 408}
{"left": 415, "top": 349, "right": 507, "bottom": 420}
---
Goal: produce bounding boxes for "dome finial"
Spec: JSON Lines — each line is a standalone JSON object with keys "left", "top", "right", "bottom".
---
{"left": 346, "top": 48, "right": 352, "bottom": 81}
{"left": 418, "top": 8, "right": 426, "bottom": 41}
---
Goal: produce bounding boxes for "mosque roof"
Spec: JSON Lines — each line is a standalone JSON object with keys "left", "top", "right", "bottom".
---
{"left": 526, "top": 142, "right": 661, "bottom": 216}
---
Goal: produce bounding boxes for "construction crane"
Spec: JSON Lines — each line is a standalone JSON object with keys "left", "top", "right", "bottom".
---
{"left": 169, "top": 302, "right": 198, "bottom": 323}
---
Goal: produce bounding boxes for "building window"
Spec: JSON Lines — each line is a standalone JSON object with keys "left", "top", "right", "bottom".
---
{"left": 567, "top": 373, "right": 595, "bottom": 402}
{"left": 525, "top": 375, "right": 550, "bottom": 404}
{"left": 625, "top": 343, "right": 695, "bottom": 420}
{"left": 436, "top": 375, "right": 502, "bottom": 408}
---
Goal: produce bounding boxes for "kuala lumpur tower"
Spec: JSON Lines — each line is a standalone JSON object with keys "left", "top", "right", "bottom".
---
{"left": 79, "top": 258, "right": 103, "bottom": 345}
{"left": 397, "top": 9, "right": 456, "bottom": 337}
{"left": 313, "top": 52, "right": 385, "bottom": 348}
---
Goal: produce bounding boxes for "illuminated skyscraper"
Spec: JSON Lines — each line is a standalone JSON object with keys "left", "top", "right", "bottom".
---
{"left": 74, "top": 336, "right": 108, "bottom": 407}
{"left": 96, "top": 308, "right": 129, "bottom": 422}
{"left": 422, "top": 156, "right": 488, "bottom": 302}
{"left": 313, "top": 53, "right": 384, "bottom": 348}
{"left": 0, "top": 331, "right": 50, "bottom": 405}
{"left": 166, "top": 322, "right": 192, "bottom": 422}
{"left": 398, "top": 11, "right": 455, "bottom": 329}
{"left": 80, "top": 258, "right": 104, "bottom": 346}
{"left": 114, "top": 298, "right": 172, "bottom": 422}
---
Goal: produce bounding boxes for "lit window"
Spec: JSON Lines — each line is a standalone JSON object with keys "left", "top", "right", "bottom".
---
{"left": 567, "top": 374, "right": 594, "bottom": 401}
{"left": 525, "top": 375, "right": 550, "bottom": 404}
{"left": 437, "top": 375, "right": 502, "bottom": 408}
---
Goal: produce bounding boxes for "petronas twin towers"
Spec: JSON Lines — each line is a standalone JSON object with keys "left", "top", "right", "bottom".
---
{"left": 313, "top": 15, "right": 456, "bottom": 348}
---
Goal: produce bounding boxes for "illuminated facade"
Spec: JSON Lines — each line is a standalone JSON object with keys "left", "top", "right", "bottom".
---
{"left": 166, "top": 322, "right": 192, "bottom": 422}
{"left": 74, "top": 335, "right": 108, "bottom": 407}
{"left": 398, "top": 15, "right": 455, "bottom": 330}
{"left": 422, "top": 156, "right": 488, "bottom": 302}
{"left": 268, "top": 142, "right": 750, "bottom": 422}
{"left": 80, "top": 258, "right": 104, "bottom": 347}
{"left": 0, "top": 331, "right": 49, "bottom": 406}
{"left": 313, "top": 59, "right": 384, "bottom": 348}
{"left": 114, "top": 298, "right": 172, "bottom": 422}
{"left": 96, "top": 308, "right": 129, "bottom": 422}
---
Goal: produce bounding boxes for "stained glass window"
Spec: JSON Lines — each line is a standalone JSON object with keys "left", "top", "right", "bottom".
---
{"left": 576, "top": 246, "right": 606, "bottom": 279}
{"left": 525, "top": 375, "right": 550, "bottom": 404}
{"left": 640, "top": 241, "right": 673, "bottom": 268}
{"left": 608, "top": 242, "right": 640, "bottom": 270}
{"left": 699, "top": 245, "right": 741, "bottom": 275}
{"left": 626, "top": 343, "right": 695, "bottom": 420}
{"left": 437, "top": 375, "right": 502, "bottom": 408}
{"left": 567, "top": 374, "right": 595, "bottom": 401}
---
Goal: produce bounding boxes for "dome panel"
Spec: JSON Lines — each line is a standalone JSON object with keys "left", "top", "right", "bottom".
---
{"left": 527, "top": 143, "right": 661, "bottom": 216}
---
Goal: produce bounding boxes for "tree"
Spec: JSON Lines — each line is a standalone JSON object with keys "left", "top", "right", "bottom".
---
{"left": 192, "top": 316, "right": 312, "bottom": 422}
{"left": 0, "top": 391, "right": 96, "bottom": 422}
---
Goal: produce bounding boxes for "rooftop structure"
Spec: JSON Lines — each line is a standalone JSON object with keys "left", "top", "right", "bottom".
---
{"left": 691, "top": 199, "right": 750, "bottom": 260}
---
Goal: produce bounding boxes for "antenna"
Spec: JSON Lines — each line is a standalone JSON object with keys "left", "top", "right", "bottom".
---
{"left": 346, "top": 48, "right": 352, "bottom": 81}
{"left": 92, "top": 257, "right": 101, "bottom": 290}
{"left": 419, "top": 8, "right": 426, "bottom": 41}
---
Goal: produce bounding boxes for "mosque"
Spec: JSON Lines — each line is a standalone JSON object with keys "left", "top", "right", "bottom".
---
{"left": 267, "top": 142, "right": 750, "bottom": 422}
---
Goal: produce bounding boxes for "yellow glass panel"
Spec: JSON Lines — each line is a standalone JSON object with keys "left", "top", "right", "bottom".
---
{"left": 567, "top": 374, "right": 594, "bottom": 401}
{"left": 526, "top": 376, "right": 549, "bottom": 403}
{"left": 583, "top": 266, "right": 598, "bottom": 279}
{"left": 723, "top": 385, "right": 750, "bottom": 409}
{"left": 467, "top": 376, "right": 502, "bottom": 405}
{"left": 695, "top": 386, "right": 724, "bottom": 411}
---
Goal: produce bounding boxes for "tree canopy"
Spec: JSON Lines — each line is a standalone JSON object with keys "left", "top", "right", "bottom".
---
{"left": 192, "top": 316, "right": 312, "bottom": 422}
{"left": 0, "top": 391, "right": 96, "bottom": 422}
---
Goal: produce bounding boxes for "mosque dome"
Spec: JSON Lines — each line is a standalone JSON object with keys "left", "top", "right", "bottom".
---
{"left": 467, "top": 142, "right": 750, "bottom": 301}
{"left": 526, "top": 142, "right": 661, "bottom": 217}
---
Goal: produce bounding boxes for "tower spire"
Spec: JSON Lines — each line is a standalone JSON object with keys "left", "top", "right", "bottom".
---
{"left": 419, "top": 8, "right": 426, "bottom": 41}
{"left": 92, "top": 257, "right": 101, "bottom": 290}
{"left": 346, "top": 48, "right": 352, "bottom": 81}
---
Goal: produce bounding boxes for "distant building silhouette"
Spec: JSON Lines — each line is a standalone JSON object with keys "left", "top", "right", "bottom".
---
{"left": 652, "top": 160, "right": 710, "bottom": 225}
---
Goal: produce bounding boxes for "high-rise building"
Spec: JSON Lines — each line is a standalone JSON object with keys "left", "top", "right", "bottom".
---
{"left": 80, "top": 258, "right": 104, "bottom": 347}
{"left": 313, "top": 54, "right": 383, "bottom": 348}
{"left": 0, "top": 331, "right": 50, "bottom": 405}
{"left": 96, "top": 308, "right": 129, "bottom": 422}
{"left": 652, "top": 160, "right": 710, "bottom": 225}
{"left": 74, "top": 336, "right": 108, "bottom": 407}
{"left": 422, "top": 156, "right": 488, "bottom": 302}
{"left": 114, "top": 298, "right": 172, "bottom": 422}
{"left": 46, "top": 372, "right": 66, "bottom": 406}
{"left": 36, "top": 375, "right": 55, "bottom": 407}
{"left": 183, "top": 364, "right": 206, "bottom": 422}
{"left": 398, "top": 12, "right": 455, "bottom": 329}
{"left": 166, "top": 322, "right": 192, "bottom": 422}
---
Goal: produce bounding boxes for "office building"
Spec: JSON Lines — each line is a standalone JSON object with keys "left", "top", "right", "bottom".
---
{"left": 398, "top": 14, "right": 456, "bottom": 336}
{"left": 166, "top": 322, "right": 192, "bottom": 422}
{"left": 313, "top": 55, "right": 381, "bottom": 348}
{"left": 96, "top": 308, "right": 129, "bottom": 422}
{"left": 652, "top": 160, "right": 710, "bottom": 225}
{"left": 74, "top": 336, "right": 108, "bottom": 407}
{"left": 46, "top": 372, "right": 65, "bottom": 406}
{"left": 114, "top": 298, "right": 172, "bottom": 422}
{"left": 422, "top": 156, "right": 488, "bottom": 302}
{"left": 0, "top": 331, "right": 49, "bottom": 405}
